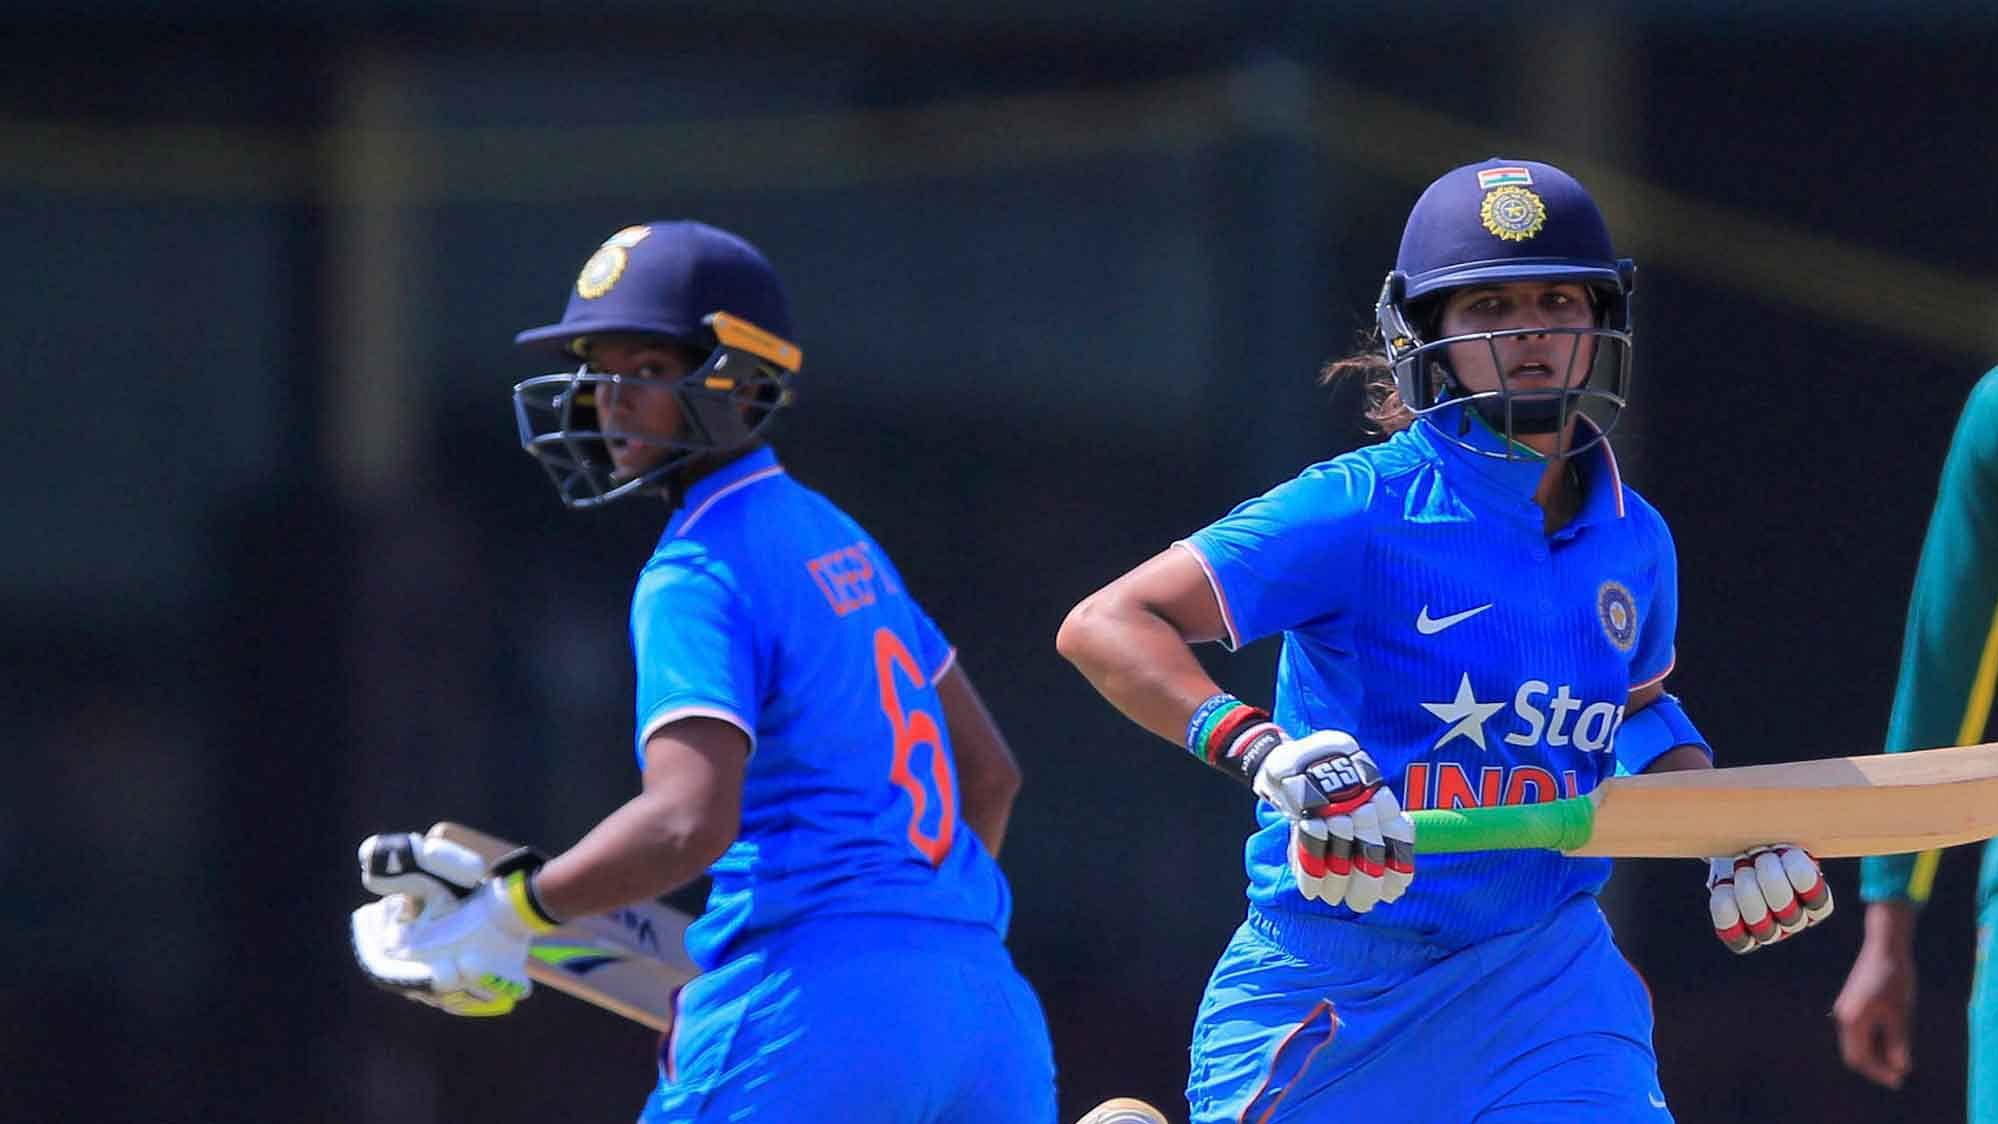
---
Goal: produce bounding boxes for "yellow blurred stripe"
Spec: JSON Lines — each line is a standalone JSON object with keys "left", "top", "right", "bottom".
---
{"left": 2, "top": 64, "right": 1992, "bottom": 355}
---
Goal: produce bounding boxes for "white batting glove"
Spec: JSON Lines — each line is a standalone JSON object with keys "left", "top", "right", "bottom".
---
{"left": 350, "top": 832, "right": 557, "bottom": 1016}
{"left": 1705, "top": 844, "right": 1834, "bottom": 954}
{"left": 1251, "top": 730, "right": 1416, "bottom": 912}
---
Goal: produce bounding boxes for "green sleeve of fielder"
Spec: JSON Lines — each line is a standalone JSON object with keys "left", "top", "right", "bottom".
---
{"left": 1864, "top": 368, "right": 1998, "bottom": 907}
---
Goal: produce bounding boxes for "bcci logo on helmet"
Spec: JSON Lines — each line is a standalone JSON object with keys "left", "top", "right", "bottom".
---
{"left": 576, "top": 225, "right": 654, "bottom": 300}
{"left": 1480, "top": 186, "right": 1547, "bottom": 242}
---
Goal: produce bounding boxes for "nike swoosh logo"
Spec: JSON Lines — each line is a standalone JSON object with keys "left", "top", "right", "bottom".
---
{"left": 1649, "top": 1092, "right": 1668, "bottom": 1109}
{"left": 1416, "top": 603, "right": 1494, "bottom": 634}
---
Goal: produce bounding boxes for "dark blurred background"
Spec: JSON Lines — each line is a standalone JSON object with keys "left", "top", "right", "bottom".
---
{"left": 7, "top": 2, "right": 1998, "bottom": 1120}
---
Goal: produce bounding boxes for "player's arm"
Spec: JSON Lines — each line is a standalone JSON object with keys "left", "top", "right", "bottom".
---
{"left": 350, "top": 718, "right": 745, "bottom": 1016}
{"left": 1625, "top": 684, "right": 1709, "bottom": 776}
{"left": 1056, "top": 546, "right": 1231, "bottom": 744}
{"left": 531, "top": 716, "right": 747, "bottom": 919}
{"left": 1058, "top": 546, "right": 1413, "bottom": 912}
{"left": 935, "top": 663, "right": 1023, "bottom": 857}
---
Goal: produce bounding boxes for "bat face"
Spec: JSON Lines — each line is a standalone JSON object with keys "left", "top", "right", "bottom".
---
{"left": 428, "top": 822, "right": 698, "bottom": 1031}
{"left": 1577, "top": 743, "right": 1998, "bottom": 858}
{"left": 1409, "top": 743, "right": 1998, "bottom": 858}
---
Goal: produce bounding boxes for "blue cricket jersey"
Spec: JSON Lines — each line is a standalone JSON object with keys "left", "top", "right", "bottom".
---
{"left": 1180, "top": 406, "right": 1681, "bottom": 948}
{"left": 628, "top": 447, "right": 1012, "bottom": 969}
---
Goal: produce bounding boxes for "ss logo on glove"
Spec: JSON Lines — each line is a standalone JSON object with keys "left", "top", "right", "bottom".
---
{"left": 1301, "top": 752, "right": 1381, "bottom": 812}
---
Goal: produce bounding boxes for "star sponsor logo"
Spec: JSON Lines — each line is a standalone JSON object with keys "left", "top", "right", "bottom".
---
{"left": 1421, "top": 673, "right": 1506, "bottom": 750}
{"left": 1421, "top": 673, "right": 1626, "bottom": 752}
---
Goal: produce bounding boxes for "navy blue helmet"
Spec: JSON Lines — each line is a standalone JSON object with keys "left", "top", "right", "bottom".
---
{"left": 1375, "top": 158, "right": 1635, "bottom": 458}
{"left": 512, "top": 221, "right": 802, "bottom": 508}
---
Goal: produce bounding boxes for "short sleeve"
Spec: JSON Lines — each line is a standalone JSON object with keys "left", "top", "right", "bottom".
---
{"left": 1629, "top": 513, "right": 1678, "bottom": 690}
{"left": 877, "top": 550, "right": 955, "bottom": 681}
{"left": 906, "top": 598, "right": 955, "bottom": 682}
{"left": 1178, "top": 460, "right": 1375, "bottom": 650}
{"left": 630, "top": 547, "right": 759, "bottom": 767}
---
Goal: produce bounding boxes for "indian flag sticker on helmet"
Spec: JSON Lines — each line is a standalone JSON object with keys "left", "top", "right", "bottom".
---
{"left": 1476, "top": 166, "right": 1534, "bottom": 189}
{"left": 1597, "top": 580, "right": 1638, "bottom": 651}
{"left": 601, "top": 225, "right": 653, "bottom": 250}
{"left": 1480, "top": 186, "right": 1547, "bottom": 242}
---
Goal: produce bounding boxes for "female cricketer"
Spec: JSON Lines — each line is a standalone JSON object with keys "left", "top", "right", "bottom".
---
{"left": 1057, "top": 158, "right": 1834, "bottom": 1123}
{"left": 350, "top": 220, "right": 1057, "bottom": 1122}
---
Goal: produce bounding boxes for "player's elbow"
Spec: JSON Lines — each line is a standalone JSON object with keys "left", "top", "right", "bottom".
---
{"left": 1056, "top": 593, "right": 1113, "bottom": 671}
{"left": 631, "top": 784, "right": 739, "bottom": 873}
{"left": 680, "top": 802, "right": 739, "bottom": 870}
{"left": 687, "top": 830, "right": 733, "bottom": 872}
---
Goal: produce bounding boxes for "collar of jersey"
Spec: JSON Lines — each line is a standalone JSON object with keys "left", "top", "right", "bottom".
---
{"left": 667, "top": 445, "right": 784, "bottom": 537}
{"left": 1415, "top": 404, "right": 1624, "bottom": 531}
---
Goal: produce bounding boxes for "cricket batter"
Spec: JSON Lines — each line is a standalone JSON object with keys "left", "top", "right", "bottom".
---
{"left": 1057, "top": 159, "right": 1834, "bottom": 1123}
{"left": 349, "top": 220, "right": 1057, "bottom": 1122}
{"left": 1835, "top": 366, "right": 1998, "bottom": 1117}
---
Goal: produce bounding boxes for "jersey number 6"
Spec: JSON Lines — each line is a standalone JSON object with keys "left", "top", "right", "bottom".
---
{"left": 873, "top": 627, "right": 958, "bottom": 865}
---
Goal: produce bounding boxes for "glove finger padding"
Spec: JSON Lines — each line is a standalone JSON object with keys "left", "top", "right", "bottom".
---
{"left": 1706, "top": 844, "right": 1833, "bottom": 954}
{"left": 350, "top": 895, "right": 526, "bottom": 1008}
{"left": 1341, "top": 805, "right": 1386, "bottom": 913}
{"left": 1292, "top": 818, "right": 1340, "bottom": 904}
{"left": 1374, "top": 788, "right": 1416, "bottom": 904}
{"left": 1706, "top": 875, "right": 1753, "bottom": 953}
{"left": 1252, "top": 732, "right": 1417, "bottom": 910}
{"left": 1782, "top": 847, "right": 1835, "bottom": 923}
{"left": 426, "top": 988, "right": 519, "bottom": 1018}
{"left": 351, "top": 897, "right": 437, "bottom": 992}
{"left": 358, "top": 832, "right": 491, "bottom": 915}
{"left": 1751, "top": 849, "right": 1808, "bottom": 935}
{"left": 351, "top": 845, "right": 542, "bottom": 1017}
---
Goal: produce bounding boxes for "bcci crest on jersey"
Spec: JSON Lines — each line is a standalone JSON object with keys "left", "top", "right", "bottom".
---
{"left": 1597, "top": 580, "right": 1637, "bottom": 651}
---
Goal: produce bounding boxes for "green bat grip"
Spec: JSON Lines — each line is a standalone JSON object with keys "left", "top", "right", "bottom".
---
{"left": 1408, "top": 796, "right": 1597, "bottom": 853}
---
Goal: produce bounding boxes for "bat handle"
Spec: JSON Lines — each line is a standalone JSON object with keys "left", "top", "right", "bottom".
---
{"left": 1408, "top": 797, "right": 1596, "bottom": 854}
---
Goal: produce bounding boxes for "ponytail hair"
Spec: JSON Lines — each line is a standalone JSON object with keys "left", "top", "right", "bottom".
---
{"left": 1318, "top": 327, "right": 1414, "bottom": 439}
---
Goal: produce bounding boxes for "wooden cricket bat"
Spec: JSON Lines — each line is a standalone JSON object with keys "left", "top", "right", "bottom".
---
{"left": 428, "top": 822, "right": 699, "bottom": 1032}
{"left": 1406, "top": 742, "right": 1998, "bottom": 857}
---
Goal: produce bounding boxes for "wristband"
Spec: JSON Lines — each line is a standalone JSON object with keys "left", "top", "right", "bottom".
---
{"left": 1185, "top": 693, "right": 1240, "bottom": 751}
{"left": 1614, "top": 692, "right": 1709, "bottom": 774}
{"left": 1204, "top": 705, "right": 1266, "bottom": 763}
{"left": 498, "top": 870, "right": 562, "bottom": 932}
{"left": 1185, "top": 693, "right": 1289, "bottom": 784}
{"left": 491, "top": 845, "right": 562, "bottom": 929}
{"left": 1219, "top": 722, "right": 1286, "bottom": 786}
